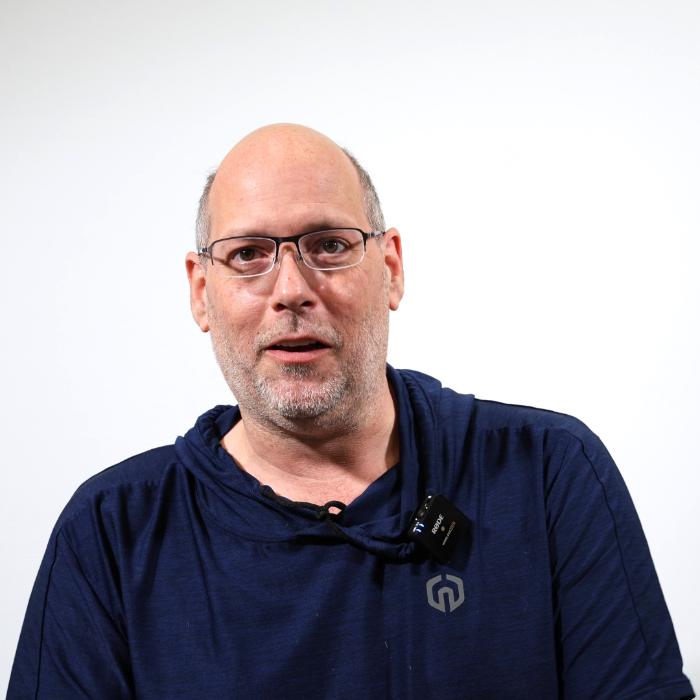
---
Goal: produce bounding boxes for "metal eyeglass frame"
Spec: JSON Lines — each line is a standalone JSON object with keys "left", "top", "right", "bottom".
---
{"left": 197, "top": 228, "right": 386, "bottom": 277}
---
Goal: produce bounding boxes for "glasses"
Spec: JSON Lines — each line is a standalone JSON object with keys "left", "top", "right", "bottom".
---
{"left": 198, "top": 228, "right": 385, "bottom": 278}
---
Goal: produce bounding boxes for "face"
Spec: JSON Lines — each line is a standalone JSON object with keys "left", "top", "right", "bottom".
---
{"left": 186, "top": 126, "right": 404, "bottom": 431}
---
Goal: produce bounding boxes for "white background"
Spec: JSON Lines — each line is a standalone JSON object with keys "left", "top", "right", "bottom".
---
{"left": 1, "top": 0, "right": 698, "bottom": 692}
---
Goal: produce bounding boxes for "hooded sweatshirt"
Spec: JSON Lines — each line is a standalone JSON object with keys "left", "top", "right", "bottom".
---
{"left": 8, "top": 367, "right": 694, "bottom": 699}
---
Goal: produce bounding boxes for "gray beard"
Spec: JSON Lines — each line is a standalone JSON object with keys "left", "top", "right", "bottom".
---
{"left": 207, "top": 306, "right": 389, "bottom": 432}
{"left": 253, "top": 361, "right": 348, "bottom": 420}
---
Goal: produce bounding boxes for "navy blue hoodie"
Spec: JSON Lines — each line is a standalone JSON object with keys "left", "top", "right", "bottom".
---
{"left": 8, "top": 367, "right": 694, "bottom": 699}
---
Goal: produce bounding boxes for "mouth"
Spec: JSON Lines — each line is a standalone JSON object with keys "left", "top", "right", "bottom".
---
{"left": 268, "top": 340, "right": 329, "bottom": 352}
{"left": 264, "top": 336, "right": 332, "bottom": 362}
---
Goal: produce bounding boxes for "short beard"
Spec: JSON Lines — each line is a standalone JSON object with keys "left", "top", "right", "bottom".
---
{"left": 207, "top": 298, "right": 389, "bottom": 433}
{"left": 251, "top": 360, "right": 347, "bottom": 420}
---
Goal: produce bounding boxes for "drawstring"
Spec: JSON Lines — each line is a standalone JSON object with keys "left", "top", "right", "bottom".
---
{"left": 260, "top": 486, "right": 352, "bottom": 543}
{"left": 314, "top": 501, "right": 347, "bottom": 519}
{"left": 260, "top": 486, "right": 418, "bottom": 560}
{"left": 314, "top": 501, "right": 354, "bottom": 544}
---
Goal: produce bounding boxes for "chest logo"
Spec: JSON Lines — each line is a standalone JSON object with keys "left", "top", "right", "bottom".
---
{"left": 426, "top": 574, "right": 465, "bottom": 613}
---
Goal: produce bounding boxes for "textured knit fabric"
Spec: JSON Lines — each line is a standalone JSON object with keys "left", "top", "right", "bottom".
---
{"left": 8, "top": 367, "right": 694, "bottom": 699}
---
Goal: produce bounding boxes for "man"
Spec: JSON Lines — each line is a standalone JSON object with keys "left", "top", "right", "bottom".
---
{"left": 8, "top": 125, "right": 694, "bottom": 699}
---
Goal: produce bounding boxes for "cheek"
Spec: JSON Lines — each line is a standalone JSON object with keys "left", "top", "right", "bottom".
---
{"left": 206, "top": 283, "right": 261, "bottom": 331}
{"left": 327, "top": 271, "right": 386, "bottom": 325}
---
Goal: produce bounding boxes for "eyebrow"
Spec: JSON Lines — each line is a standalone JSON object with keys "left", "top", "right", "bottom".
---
{"left": 221, "top": 219, "right": 360, "bottom": 239}
{"left": 300, "top": 219, "right": 356, "bottom": 234}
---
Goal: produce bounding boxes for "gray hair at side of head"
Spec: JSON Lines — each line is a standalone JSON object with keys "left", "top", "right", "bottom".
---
{"left": 194, "top": 148, "right": 386, "bottom": 252}
{"left": 195, "top": 170, "right": 218, "bottom": 253}
{"left": 339, "top": 147, "right": 386, "bottom": 233}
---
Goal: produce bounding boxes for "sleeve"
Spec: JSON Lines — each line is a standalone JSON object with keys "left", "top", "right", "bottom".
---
{"left": 7, "top": 519, "right": 134, "bottom": 699}
{"left": 546, "top": 428, "right": 694, "bottom": 700}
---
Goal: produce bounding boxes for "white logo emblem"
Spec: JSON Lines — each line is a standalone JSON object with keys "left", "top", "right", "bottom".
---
{"left": 426, "top": 574, "right": 465, "bottom": 613}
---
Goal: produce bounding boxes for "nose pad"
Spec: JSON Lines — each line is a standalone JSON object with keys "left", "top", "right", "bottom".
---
{"left": 275, "top": 242, "right": 305, "bottom": 270}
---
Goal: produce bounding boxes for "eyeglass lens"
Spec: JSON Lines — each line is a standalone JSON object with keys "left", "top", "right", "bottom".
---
{"left": 211, "top": 229, "right": 366, "bottom": 276}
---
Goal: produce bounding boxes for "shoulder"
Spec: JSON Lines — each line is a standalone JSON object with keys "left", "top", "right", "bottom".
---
{"left": 391, "top": 367, "right": 619, "bottom": 492}
{"left": 55, "top": 444, "right": 181, "bottom": 531}
{"left": 394, "top": 365, "right": 600, "bottom": 445}
{"left": 50, "top": 404, "right": 239, "bottom": 539}
{"left": 471, "top": 397, "right": 596, "bottom": 442}
{"left": 470, "top": 398, "right": 616, "bottom": 484}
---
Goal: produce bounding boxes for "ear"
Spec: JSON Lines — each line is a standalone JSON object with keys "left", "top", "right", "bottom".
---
{"left": 186, "top": 252, "right": 210, "bottom": 332}
{"left": 383, "top": 228, "right": 404, "bottom": 311}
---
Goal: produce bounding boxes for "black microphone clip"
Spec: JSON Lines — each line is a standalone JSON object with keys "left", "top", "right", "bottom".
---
{"left": 407, "top": 494, "right": 468, "bottom": 563}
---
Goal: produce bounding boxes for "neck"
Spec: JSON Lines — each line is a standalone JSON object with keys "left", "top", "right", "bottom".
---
{"left": 221, "top": 378, "right": 399, "bottom": 506}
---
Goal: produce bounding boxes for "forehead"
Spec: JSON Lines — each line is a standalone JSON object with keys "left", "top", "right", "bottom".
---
{"left": 208, "top": 132, "right": 367, "bottom": 238}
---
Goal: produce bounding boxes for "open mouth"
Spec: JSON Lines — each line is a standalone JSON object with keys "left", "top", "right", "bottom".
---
{"left": 268, "top": 341, "right": 328, "bottom": 353}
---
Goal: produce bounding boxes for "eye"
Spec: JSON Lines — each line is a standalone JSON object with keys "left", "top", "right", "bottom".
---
{"left": 232, "top": 247, "right": 263, "bottom": 262}
{"left": 319, "top": 237, "right": 349, "bottom": 254}
{"left": 301, "top": 229, "right": 364, "bottom": 269}
{"left": 213, "top": 237, "right": 276, "bottom": 275}
{"left": 223, "top": 243, "right": 271, "bottom": 265}
{"left": 308, "top": 233, "right": 355, "bottom": 257}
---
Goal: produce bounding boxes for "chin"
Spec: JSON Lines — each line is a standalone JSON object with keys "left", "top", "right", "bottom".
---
{"left": 254, "top": 373, "right": 349, "bottom": 421}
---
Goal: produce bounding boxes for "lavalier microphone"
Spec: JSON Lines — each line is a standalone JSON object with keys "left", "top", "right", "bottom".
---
{"left": 407, "top": 494, "right": 468, "bottom": 563}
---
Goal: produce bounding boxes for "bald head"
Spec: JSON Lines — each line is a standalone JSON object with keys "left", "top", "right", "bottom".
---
{"left": 220, "top": 124, "right": 351, "bottom": 183}
{"left": 195, "top": 124, "right": 385, "bottom": 251}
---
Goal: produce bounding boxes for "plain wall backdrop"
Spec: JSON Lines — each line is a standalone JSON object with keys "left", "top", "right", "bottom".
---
{"left": 1, "top": 0, "right": 698, "bottom": 692}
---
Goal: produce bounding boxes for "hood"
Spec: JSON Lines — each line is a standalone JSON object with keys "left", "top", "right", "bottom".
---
{"left": 174, "top": 366, "right": 474, "bottom": 562}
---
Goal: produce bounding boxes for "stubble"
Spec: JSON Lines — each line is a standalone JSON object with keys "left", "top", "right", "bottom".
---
{"left": 207, "top": 299, "right": 389, "bottom": 433}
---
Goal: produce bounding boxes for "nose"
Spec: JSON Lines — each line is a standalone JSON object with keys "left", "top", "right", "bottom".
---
{"left": 268, "top": 242, "right": 317, "bottom": 313}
